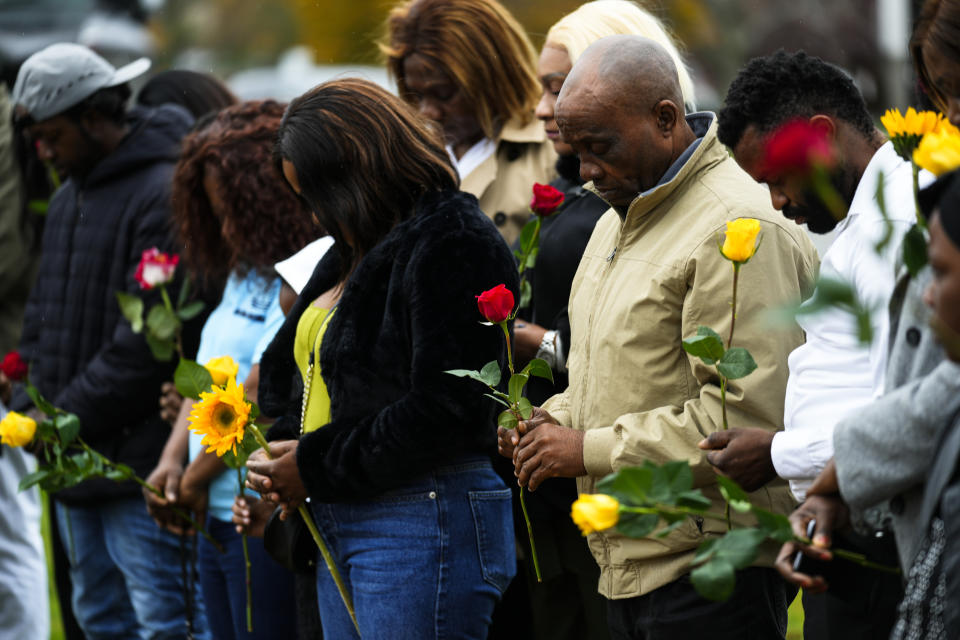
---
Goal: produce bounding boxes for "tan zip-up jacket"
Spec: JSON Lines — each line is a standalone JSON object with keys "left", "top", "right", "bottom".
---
{"left": 541, "top": 114, "right": 819, "bottom": 599}
{"left": 460, "top": 116, "right": 557, "bottom": 245}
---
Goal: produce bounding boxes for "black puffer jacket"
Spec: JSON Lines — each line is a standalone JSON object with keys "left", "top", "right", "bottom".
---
{"left": 258, "top": 190, "right": 520, "bottom": 502}
{"left": 11, "top": 105, "right": 199, "bottom": 505}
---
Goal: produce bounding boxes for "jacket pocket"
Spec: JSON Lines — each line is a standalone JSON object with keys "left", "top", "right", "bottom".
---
{"left": 468, "top": 489, "right": 515, "bottom": 593}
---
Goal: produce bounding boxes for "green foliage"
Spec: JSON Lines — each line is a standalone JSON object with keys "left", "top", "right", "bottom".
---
{"left": 115, "top": 292, "right": 144, "bottom": 333}
{"left": 523, "top": 358, "right": 555, "bottom": 384}
{"left": 508, "top": 372, "right": 529, "bottom": 405}
{"left": 903, "top": 223, "right": 929, "bottom": 277}
{"left": 717, "top": 476, "right": 752, "bottom": 512}
{"left": 178, "top": 301, "right": 205, "bottom": 321}
{"left": 445, "top": 360, "right": 501, "bottom": 388}
{"left": 146, "top": 305, "right": 180, "bottom": 341}
{"left": 716, "top": 348, "right": 757, "bottom": 380}
{"left": 54, "top": 414, "right": 80, "bottom": 448}
{"left": 175, "top": 358, "right": 215, "bottom": 400}
{"left": 498, "top": 410, "right": 518, "bottom": 430}
{"left": 519, "top": 279, "right": 533, "bottom": 309}
{"left": 145, "top": 333, "right": 174, "bottom": 362}
{"left": 221, "top": 431, "right": 262, "bottom": 469}
{"left": 784, "top": 276, "right": 875, "bottom": 345}
{"left": 682, "top": 326, "right": 725, "bottom": 365}
{"left": 26, "top": 383, "right": 56, "bottom": 417}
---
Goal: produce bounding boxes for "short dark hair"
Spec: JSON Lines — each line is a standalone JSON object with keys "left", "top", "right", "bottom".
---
{"left": 717, "top": 50, "right": 876, "bottom": 149}
{"left": 137, "top": 70, "right": 238, "bottom": 120}
{"left": 61, "top": 83, "right": 131, "bottom": 126}
{"left": 275, "top": 78, "right": 458, "bottom": 280}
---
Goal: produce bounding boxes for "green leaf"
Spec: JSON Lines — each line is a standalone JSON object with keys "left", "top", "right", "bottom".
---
{"left": 517, "top": 397, "right": 533, "bottom": 420}
{"left": 646, "top": 460, "right": 695, "bottom": 504}
{"left": 716, "top": 347, "right": 757, "bottom": 380}
{"left": 654, "top": 518, "right": 688, "bottom": 538}
{"left": 221, "top": 431, "right": 260, "bottom": 469}
{"left": 691, "top": 559, "right": 736, "bottom": 602}
{"left": 497, "top": 409, "right": 518, "bottom": 430}
{"left": 104, "top": 467, "right": 132, "bottom": 481}
{"left": 519, "top": 279, "right": 532, "bottom": 310}
{"left": 752, "top": 507, "right": 795, "bottom": 543}
{"left": 682, "top": 328, "right": 725, "bottom": 365}
{"left": 717, "top": 476, "right": 752, "bottom": 512}
{"left": 519, "top": 217, "right": 540, "bottom": 255}
{"left": 177, "top": 273, "right": 193, "bottom": 308}
{"left": 175, "top": 358, "right": 215, "bottom": 399}
{"left": 596, "top": 467, "right": 654, "bottom": 505}
{"left": 523, "top": 358, "right": 554, "bottom": 384}
{"left": 145, "top": 333, "right": 174, "bottom": 362}
{"left": 28, "top": 199, "right": 49, "bottom": 215}
{"left": 177, "top": 301, "right": 205, "bottom": 321}
{"left": 115, "top": 292, "right": 144, "bottom": 333}
{"left": 676, "top": 490, "right": 713, "bottom": 511}
{"left": 25, "top": 382, "right": 56, "bottom": 416}
{"left": 616, "top": 511, "right": 660, "bottom": 538}
{"left": 902, "top": 223, "right": 928, "bottom": 277}
{"left": 508, "top": 372, "right": 529, "bottom": 405}
{"left": 146, "top": 305, "right": 180, "bottom": 341}
{"left": 479, "top": 360, "right": 501, "bottom": 387}
{"left": 54, "top": 413, "right": 81, "bottom": 448}
{"left": 709, "top": 528, "right": 767, "bottom": 569}
{"left": 482, "top": 393, "right": 511, "bottom": 408}
{"left": 525, "top": 247, "right": 538, "bottom": 269}
{"left": 18, "top": 468, "right": 51, "bottom": 491}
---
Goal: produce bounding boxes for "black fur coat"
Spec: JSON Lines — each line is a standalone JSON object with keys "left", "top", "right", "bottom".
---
{"left": 258, "top": 190, "right": 520, "bottom": 502}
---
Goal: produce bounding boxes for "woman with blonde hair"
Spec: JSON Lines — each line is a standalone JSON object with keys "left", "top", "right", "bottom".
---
{"left": 381, "top": 0, "right": 556, "bottom": 245}
{"left": 504, "top": 3, "right": 695, "bottom": 639}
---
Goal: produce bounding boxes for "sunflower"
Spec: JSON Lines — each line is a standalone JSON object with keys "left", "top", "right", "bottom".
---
{"left": 188, "top": 378, "right": 252, "bottom": 456}
{"left": 882, "top": 108, "right": 957, "bottom": 162}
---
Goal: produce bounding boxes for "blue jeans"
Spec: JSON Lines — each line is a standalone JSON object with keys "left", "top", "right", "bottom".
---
{"left": 55, "top": 497, "right": 210, "bottom": 640}
{"left": 311, "top": 457, "right": 515, "bottom": 639}
{"left": 198, "top": 516, "right": 298, "bottom": 640}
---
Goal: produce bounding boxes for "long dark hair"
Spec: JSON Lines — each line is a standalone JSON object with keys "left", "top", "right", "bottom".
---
{"left": 912, "top": 0, "right": 960, "bottom": 112}
{"left": 275, "top": 77, "right": 458, "bottom": 279}
{"left": 172, "top": 100, "right": 317, "bottom": 282}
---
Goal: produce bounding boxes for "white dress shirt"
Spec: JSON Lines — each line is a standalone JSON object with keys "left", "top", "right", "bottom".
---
{"left": 446, "top": 138, "right": 496, "bottom": 181}
{"left": 771, "top": 142, "right": 929, "bottom": 501}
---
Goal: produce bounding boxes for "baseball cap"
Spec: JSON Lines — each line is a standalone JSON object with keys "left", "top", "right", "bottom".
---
{"left": 12, "top": 43, "right": 151, "bottom": 122}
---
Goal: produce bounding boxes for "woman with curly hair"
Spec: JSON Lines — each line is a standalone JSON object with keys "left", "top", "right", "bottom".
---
{"left": 244, "top": 78, "right": 520, "bottom": 639}
{"left": 381, "top": 0, "right": 556, "bottom": 245}
{"left": 143, "top": 100, "right": 320, "bottom": 640}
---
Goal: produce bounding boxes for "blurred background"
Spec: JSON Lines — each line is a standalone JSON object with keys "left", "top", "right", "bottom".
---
{"left": 0, "top": 0, "right": 928, "bottom": 113}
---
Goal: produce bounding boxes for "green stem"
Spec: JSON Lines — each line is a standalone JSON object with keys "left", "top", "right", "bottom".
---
{"left": 248, "top": 424, "right": 360, "bottom": 636}
{"left": 516, "top": 217, "right": 542, "bottom": 277}
{"left": 77, "top": 440, "right": 223, "bottom": 553}
{"left": 238, "top": 467, "right": 253, "bottom": 633}
{"left": 159, "top": 285, "right": 183, "bottom": 359}
{"left": 719, "top": 376, "right": 728, "bottom": 431}
{"left": 912, "top": 162, "right": 926, "bottom": 229}
{"left": 500, "top": 321, "right": 514, "bottom": 375}
{"left": 519, "top": 486, "right": 542, "bottom": 583}
{"left": 727, "top": 264, "right": 739, "bottom": 349}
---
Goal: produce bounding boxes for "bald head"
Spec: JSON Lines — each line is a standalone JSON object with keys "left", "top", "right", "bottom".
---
{"left": 558, "top": 35, "right": 685, "bottom": 118}
{"left": 554, "top": 35, "right": 695, "bottom": 208}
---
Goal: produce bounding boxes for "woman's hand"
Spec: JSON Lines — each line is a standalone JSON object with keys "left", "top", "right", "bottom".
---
{"left": 159, "top": 382, "right": 183, "bottom": 424}
{"left": 144, "top": 458, "right": 185, "bottom": 532}
{"left": 513, "top": 320, "right": 548, "bottom": 365}
{"left": 232, "top": 495, "right": 276, "bottom": 538}
{"left": 245, "top": 440, "right": 308, "bottom": 518}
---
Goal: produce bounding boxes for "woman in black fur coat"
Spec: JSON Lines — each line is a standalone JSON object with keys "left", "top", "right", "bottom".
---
{"left": 245, "top": 78, "right": 520, "bottom": 639}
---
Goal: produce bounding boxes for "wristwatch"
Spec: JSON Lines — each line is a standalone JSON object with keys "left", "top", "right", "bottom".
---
{"left": 536, "top": 330, "right": 559, "bottom": 370}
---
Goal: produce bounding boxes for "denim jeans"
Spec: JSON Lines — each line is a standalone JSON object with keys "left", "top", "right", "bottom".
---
{"left": 55, "top": 497, "right": 210, "bottom": 640}
{"left": 310, "top": 457, "right": 515, "bottom": 639}
{"left": 198, "top": 516, "right": 298, "bottom": 640}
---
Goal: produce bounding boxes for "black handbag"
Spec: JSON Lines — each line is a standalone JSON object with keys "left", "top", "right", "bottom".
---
{"left": 263, "top": 505, "right": 316, "bottom": 573}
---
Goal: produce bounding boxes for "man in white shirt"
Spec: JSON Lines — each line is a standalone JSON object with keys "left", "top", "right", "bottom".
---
{"left": 706, "top": 50, "right": 920, "bottom": 639}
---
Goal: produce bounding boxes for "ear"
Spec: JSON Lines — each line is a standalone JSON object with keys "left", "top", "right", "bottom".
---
{"left": 808, "top": 114, "right": 837, "bottom": 139}
{"left": 654, "top": 99, "right": 682, "bottom": 135}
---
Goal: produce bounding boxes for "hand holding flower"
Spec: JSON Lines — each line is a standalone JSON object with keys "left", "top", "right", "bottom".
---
{"left": 245, "top": 441, "right": 307, "bottom": 518}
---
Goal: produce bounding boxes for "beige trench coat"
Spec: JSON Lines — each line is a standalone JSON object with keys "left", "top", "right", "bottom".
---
{"left": 542, "top": 114, "right": 820, "bottom": 599}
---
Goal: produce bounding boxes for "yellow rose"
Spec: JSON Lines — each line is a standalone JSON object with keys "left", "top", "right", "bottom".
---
{"left": 205, "top": 355, "right": 239, "bottom": 387}
{"left": 0, "top": 411, "right": 37, "bottom": 448}
{"left": 721, "top": 218, "right": 762, "bottom": 263}
{"left": 571, "top": 493, "right": 620, "bottom": 535}
{"left": 914, "top": 129, "right": 960, "bottom": 177}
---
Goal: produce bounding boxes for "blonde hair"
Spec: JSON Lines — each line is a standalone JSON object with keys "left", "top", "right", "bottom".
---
{"left": 546, "top": 0, "right": 696, "bottom": 110}
{"left": 381, "top": 0, "right": 541, "bottom": 139}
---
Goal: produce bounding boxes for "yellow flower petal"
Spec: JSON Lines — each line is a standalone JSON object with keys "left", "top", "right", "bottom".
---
{"left": 721, "top": 218, "right": 762, "bottom": 263}
{"left": 0, "top": 411, "right": 37, "bottom": 448}
{"left": 188, "top": 378, "right": 252, "bottom": 458}
{"left": 914, "top": 129, "right": 960, "bottom": 177}
{"left": 205, "top": 355, "right": 240, "bottom": 387}
{"left": 571, "top": 494, "right": 620, "bottom": 535}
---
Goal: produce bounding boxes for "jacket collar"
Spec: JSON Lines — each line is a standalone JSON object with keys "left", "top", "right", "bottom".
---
{"left": 585, "top": 112, "right": 723, "bottom": 224}
{"left": 460, "top": 115, "right": 545, "bottom": 197}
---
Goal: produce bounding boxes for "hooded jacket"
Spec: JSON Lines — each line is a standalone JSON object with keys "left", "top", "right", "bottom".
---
{"left": 542, "top": 113, "right": 820, "bottom": 598}
{"left": 11, "top": 105, "right": 197, "bottom": 505}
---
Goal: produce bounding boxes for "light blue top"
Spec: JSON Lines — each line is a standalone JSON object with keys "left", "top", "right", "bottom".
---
{"left": 190, "top": 270, "right": 284, "bottom": 522}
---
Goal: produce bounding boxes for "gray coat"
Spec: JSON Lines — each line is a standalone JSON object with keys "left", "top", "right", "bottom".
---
{"left": 833, "top": 267, "right": 960, "bottom": 568}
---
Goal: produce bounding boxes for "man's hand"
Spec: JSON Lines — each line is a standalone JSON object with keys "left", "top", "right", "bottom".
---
{"left": 514, "top": 414, "right": 586, "bottom": 491}
{"left": 498, "top": 406, "right": 555, "bottom": 460}
{"left": 143, "top": 459, "right": 186, "bottom": 533}
{"left": 807, "top": 458, "right": 839, "bottom": 496}
{"left": 698, "top": 427, "right": 777, "bottom": 492}
{"left": 774, "top": 494, "right": 850, "bottom": 593}
{"left": 159, "top": 382, "right": 183, "bottom": 424}
{"left": 245, "top": 440, "right": 307, "bottom": 518}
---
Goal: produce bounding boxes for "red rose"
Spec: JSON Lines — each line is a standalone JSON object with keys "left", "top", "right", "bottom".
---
{"left": 134, "top": 247, "right": 179, "bottom": 290}
{"left": 529, "top": 183, "right": 565, "bottom": 217}
{"left": 476, "top": 284, "right": 515, "bottom": 323}
{"left": 762, "top": 119, "right": 835, "bottom": 179}
{"left": 1, "top": 351, "right": 27, "bottom": 382}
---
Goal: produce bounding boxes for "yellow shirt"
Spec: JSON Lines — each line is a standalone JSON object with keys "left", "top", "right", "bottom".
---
{"left": 294, "top": 306, "right": 335, "bottom": 433}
